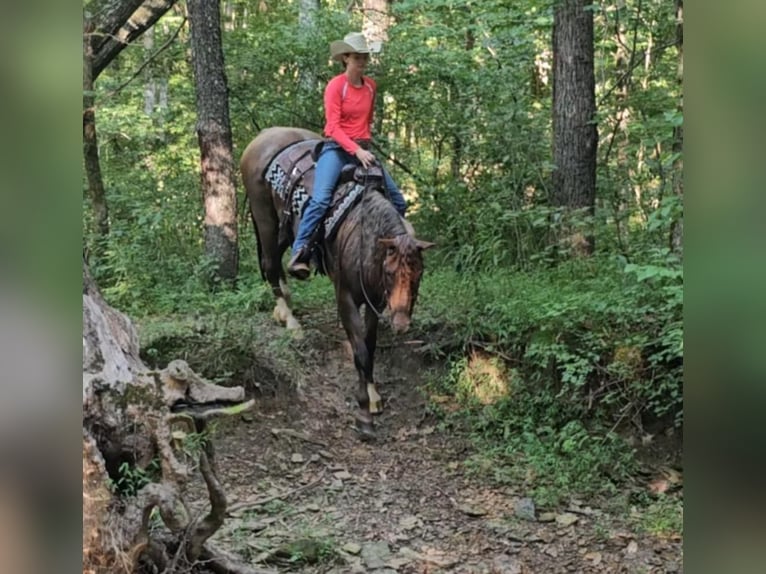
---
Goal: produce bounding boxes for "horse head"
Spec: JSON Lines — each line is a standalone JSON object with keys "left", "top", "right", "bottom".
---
{"left": 378, "top": 235, "right": 435, "bottom": 333}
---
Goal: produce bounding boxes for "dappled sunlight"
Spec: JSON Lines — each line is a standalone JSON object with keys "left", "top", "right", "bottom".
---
{"left": 458, "top": 349, "right": 512, "bottom": 406}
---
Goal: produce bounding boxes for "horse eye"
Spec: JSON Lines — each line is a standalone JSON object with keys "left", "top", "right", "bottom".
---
{"left": 386, "top": 246, "right": 396, "bottom": 257}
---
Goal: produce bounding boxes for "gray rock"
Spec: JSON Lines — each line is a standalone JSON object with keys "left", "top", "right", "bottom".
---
{"left": 514, "top": 497, "right": 536, "bottom": 521}
{"left": 492, "top": 554, "right": 523, "bottom": 574}
{"left": 361, "top": 541, "right": 392, "bottom": 570}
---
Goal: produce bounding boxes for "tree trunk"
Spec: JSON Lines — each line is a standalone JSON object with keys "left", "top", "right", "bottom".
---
{"left": 83, "top": 16, "right": 110, "bottom": 238}
{"left": 551, "top": 0, "right": 597, "bottom": 254}
{"left": 82, "top": 263, "right": 264, "bottom": 574}
{"left": 298, "top": 0, "right": 319, "bottom": 93}
{"left": 670, "top": 0, "right": 683, "bottom": 256}
{"left": 83, "top": 0, "right": 180, "bottom": 243}
{"left": 187, "top": 0, "right": 239, "bottom": 283}
{"left": 91, "top": 0, "right": 179, "bottom": 79}
{"left": 362, "top": 0, "right": 390, "bottom": 44}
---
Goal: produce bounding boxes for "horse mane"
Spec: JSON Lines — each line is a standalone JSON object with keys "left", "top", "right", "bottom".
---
{"left": 331, "top": 188, "right": 408, "bottom": 291}
{"left": 346, "top": 189, "right": 406, "bottom": 238}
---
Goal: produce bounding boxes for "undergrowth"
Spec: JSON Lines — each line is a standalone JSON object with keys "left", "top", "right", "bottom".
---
{"left": 90, "top": 232, "right": 681, "bottom": 514}
{"left": 418, "top": 250, "right": 682, "bottom": 508}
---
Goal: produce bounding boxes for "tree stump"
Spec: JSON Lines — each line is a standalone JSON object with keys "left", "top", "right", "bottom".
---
{"left": 82, "top": 264, "right": 270, "bottom": 574}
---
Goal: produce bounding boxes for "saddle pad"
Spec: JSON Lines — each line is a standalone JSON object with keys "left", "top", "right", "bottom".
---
{"left": 324, "top": 182, "right": 378, "bottom": 242}
{"left": 264, "top": 139, "right": 321, "bottom": 217}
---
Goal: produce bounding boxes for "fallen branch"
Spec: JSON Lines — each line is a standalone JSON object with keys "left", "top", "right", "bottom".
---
{"left": 270, "top": 427, "right": 327, "bottom": 448}
{"left": 227, "top": 471, "right": 326, "bottom": 515}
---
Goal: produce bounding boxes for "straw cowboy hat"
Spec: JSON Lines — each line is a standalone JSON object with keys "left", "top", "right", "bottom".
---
{"left": 330, "top": 32, "right": 381, "bottom": 62}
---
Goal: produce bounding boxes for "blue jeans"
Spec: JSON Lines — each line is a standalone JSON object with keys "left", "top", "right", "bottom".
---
{"left": 292, "top": 143, "right": 407, "bottom": 253}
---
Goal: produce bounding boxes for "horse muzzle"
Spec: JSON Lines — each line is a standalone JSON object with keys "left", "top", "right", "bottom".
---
{"left": 390, "top": 311, "right": 411, "bottom": 334}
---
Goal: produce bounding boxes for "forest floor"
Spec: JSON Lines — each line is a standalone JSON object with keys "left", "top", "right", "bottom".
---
{"left": 179, "top": 310, "right": 683, "bottom": 574}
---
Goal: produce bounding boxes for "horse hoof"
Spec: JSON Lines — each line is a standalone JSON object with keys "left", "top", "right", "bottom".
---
{"left": 355, "top": 418, "right": 376, "bottom": 441}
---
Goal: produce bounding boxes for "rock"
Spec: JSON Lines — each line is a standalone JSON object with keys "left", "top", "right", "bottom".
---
{"left": 627, "top": 540, "right": 638, "bottom": 554}
{"left": 398, "top": 547, "right": 422, "bottom": 560}
{"left": 241, "top": 413, "right": 254, "bottom": 423}
{"left": 361, "top": 541, "right": 391, "bottom": 569}
{"left": 555, "top": 512, "right": 579, "bottom": 527}
{"left": 514, "top": 498, "right": 536, "bottom": 521}
{"left": 538, "top": 512, "right": 556, "bottom": 522}
{"left": 459, "top": 504, "right": 488, "bottom": 517}
{"left": 584, "top": 551, "right": 602, "bottom": 565}
{"left": 399, "top": 515, "right": 421, "bottom": 530}
{"left": 291, "top": 453, "right": 305, "bottom": 463}
{"left": 342, "top": 542, "right": 362, "bottom": 555}
{"left": 334, "top": 470, "right": 353, "bottom": 481}
{"left": 492, "top": 554, "right": 523, "bottom": 574}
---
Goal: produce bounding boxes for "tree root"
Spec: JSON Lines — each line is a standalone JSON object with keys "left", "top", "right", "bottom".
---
{"left": 200, "top": 542, "right": 279, "bottom": 574}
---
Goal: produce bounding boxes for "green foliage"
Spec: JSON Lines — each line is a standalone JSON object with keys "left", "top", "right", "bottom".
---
{"left": 110, "top": 458, "right": 161, "bottom": 497}
{"left": 418, "top": 252, "right": 681, "bottom": 505}
{"left": 632, "top": 493, "right": 683, "bottom": 537}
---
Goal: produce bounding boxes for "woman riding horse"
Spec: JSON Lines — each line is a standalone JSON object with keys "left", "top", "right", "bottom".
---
{"left": 288, "top": 32, "right": 407, "bottom": 279}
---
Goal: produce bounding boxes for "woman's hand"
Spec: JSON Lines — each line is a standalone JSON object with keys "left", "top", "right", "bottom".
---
{"left": 354, "top": 147, "right": 376, "bottom": 169}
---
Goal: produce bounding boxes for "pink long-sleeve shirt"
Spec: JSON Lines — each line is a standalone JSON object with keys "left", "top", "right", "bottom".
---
{"left": 323, "top": 73, "right": 376, "bottom": 154}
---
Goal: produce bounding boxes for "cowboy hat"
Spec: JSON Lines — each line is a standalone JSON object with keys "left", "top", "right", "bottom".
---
{"left": 330, "top": 32, "right": 381, "bottom": 62}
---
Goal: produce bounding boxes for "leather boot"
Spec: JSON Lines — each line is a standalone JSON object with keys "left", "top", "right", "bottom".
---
{"left": 287, "top": 246, "right": 311, "bottom": 280}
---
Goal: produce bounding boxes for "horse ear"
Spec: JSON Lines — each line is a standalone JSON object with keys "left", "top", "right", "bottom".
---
{"left": 378, "top": 238, "right": 396, "bottom": 248}
{"left": 416, "top": 240, "right": 436, "bottom": 251}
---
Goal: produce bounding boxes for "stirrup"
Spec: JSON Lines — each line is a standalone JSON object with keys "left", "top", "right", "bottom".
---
{"left": 287, "top": 248, "right": 311, "bottom": 280}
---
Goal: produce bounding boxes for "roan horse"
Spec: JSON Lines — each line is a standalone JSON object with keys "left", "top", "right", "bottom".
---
{"left": 240, "top": 126, "right": 434, "bottom": 437}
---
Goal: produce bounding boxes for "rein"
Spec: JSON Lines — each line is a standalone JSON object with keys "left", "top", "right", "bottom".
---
{"left": 358, "top": 180, "right": 387, "bottom": 322}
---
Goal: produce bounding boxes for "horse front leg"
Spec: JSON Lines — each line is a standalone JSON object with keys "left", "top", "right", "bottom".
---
{"left": 338, "top": 293, "right": 375, "bottom": 439}
{"left": 364, "top": 308, "right": 382, "bottom": 415}
{"left": 272, "top": 277, "right": 301, "bottom": 332}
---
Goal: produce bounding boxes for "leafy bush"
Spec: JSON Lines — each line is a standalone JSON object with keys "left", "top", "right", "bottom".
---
{"left": 418, "top": 251, "right": 681, "bottom": 504}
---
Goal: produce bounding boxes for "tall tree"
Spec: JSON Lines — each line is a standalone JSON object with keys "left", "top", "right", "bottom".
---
{"left": 83, "top": 0, "right": 178, "bottom": 240}
{"left": 671, "top": 0, "right": 683, "bottom": 256}
{"left": 298, "top": 0, "right": 319, "bottom": 92}
{"left": 187, "top": 0, "right": 239, "bottom": 282}
{"left": 551, "top": 0, "right": 597, "bottom": 253}
{"left": 362, "top": 0, "right": 390, "bottom": 44}
{"left": 83, "top": 15, "right": 109, "bottom": 238}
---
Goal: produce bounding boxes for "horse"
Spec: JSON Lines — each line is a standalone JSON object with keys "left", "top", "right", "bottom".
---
{"left": 240, "top": 126, "right": 434, "bottom": 437}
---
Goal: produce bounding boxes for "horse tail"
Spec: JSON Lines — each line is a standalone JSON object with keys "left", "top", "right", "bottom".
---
{"left": 241, "top": 164, "right": 268, "bottom": 282}
{"left": 248, "top": 206, "right": 266, "bottom": 282}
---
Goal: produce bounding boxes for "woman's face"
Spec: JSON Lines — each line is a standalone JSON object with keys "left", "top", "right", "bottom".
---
{"left": 344, "top": 52, "right": 369, "bottom": 73}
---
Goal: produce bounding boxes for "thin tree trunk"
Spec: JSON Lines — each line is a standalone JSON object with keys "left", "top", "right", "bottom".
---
{"left": 671, "top": 0, "right": 683, "bottom": 256}
{"left": 82, "top": 0, "right": 180, "bottom": 242}
{"left": 187, "top": 0, "right": 239, "bottom": 282}
{"left": 298, "top": 0, "right": 319, "bottom": 93}
{"left": 552, "top": 0, "right": 598, "bottom": 254}
{"left": 362, "top": 0, "right": 390, "bottom": 44}
{"left": 83, "top": 18, "right": 109, "bottom": 238}
{"left": 92, "top": 0, "right": 179, "bottom": 79}
{"left": 143, "top": 26, "right": 156, "bottom": 115}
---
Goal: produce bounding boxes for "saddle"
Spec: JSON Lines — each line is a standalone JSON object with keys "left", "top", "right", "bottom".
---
{"left": 264, "top": 140, "right": 389, "bottom": 255}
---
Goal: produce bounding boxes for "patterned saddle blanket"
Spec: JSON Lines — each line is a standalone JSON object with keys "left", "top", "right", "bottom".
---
{"left": 264, "top": 140, "right": 386, "bottom": 243}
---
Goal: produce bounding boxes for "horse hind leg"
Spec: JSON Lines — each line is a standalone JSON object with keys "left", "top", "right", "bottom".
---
{"left": 253, "top": 204, "right": 302, "bottom": 334}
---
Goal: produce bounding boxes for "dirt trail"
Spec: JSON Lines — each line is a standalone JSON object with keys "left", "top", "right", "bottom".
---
{"left": 190, "top": 320, "right": 682, "bottom": 574}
